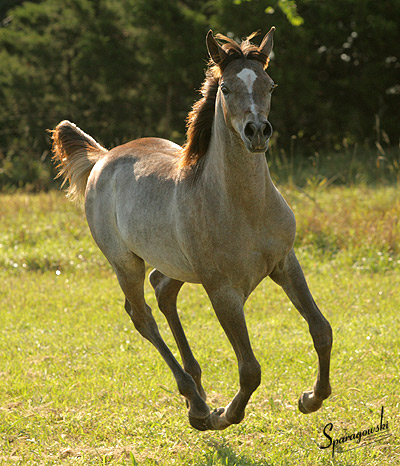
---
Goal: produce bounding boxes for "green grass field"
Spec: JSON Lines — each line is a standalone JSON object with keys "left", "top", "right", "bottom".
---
{"left": 0, "top": 186, "right": 399, "bottom": 465}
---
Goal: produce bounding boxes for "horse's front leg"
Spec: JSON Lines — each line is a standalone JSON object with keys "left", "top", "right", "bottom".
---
{"left": 201, "top": 286, "right": 261, "bottom": 430}
{"left": 271, "top": 249, "right": 333, "bottom": 413}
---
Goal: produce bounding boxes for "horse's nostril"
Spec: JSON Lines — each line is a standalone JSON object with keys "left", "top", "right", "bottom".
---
{"left": 244, "top": 122, "right": 255, "bottom": 139}
{"left": 263, "top": 121, "right": 273, "bottom": 139}
{"left": 245, "top": 121, "right": 272, "bottom": 141}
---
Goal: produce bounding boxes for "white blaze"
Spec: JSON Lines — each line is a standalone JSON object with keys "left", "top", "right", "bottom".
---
{"left": 237, "top": 68, "right": 257, "bottom": 93}
{"left": 237, "top": 68, "right": 258, "bottom": 115}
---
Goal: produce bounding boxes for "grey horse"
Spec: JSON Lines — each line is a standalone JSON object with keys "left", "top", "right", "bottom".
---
{"left": 51, "top": 27, "right": 332, "bottom": 431}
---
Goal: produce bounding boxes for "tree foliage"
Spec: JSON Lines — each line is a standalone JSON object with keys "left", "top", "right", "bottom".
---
{"left": 0, "top": 0, "right": 399, "bottom": 189}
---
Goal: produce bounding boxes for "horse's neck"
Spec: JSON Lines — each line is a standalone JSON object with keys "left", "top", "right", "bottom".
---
{"left": 201, "top": 119, "right": 276, "bottom": 212}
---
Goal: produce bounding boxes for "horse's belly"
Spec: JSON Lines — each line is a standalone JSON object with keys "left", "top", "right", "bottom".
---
{"left": 122, "top": 231, "right": 202, "bottom": 283}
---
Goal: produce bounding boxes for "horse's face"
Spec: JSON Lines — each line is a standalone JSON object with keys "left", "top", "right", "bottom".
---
{"left": 206, "top": 27, "right": 276, "bottom": 154}
{"left": 218, "top": 60, "right": 275, "bottom": 153}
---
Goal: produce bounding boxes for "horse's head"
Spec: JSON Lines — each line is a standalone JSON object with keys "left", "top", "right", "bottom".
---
{"left": 207, "top": 28, "right": 276, "bottom": 153}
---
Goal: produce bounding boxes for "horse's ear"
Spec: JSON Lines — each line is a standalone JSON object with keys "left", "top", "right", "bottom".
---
{"left": 206, "top": 30, "right": 227, "bottom": 65}
{"left": 258, "top": 26, "right": 275, "bottom": 62}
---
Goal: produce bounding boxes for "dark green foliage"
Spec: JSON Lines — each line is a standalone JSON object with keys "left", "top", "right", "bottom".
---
{"left": 0, "top": 0, "right": 399, "bottom": 190}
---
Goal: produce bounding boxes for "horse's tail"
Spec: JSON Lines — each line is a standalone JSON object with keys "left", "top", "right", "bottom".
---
{"left": 51, "top": 120, "right": 107, "bottom": 202}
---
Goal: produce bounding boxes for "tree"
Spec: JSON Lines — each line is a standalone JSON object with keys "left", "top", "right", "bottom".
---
{"left": 210, "top": 0, "right": 400, "bottom": 150}
{"left": 0, "top": 0, "right": 208, "bottom": 189}
{"left": 0, "top": 0, "right": 399, "bottom": 189}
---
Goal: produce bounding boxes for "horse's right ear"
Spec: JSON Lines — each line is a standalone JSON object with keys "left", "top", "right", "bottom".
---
{"left": 258, "top": 26, "right": 275, "bottom": 60}
{"left": 206, "top": 30, "right": 227, "bottom": 65}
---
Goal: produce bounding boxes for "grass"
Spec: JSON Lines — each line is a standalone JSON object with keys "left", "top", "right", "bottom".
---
{"left": 0, "top": 185, "right": 399, "bottom": 465}
{"left": 267, "top": 144, "right": 400, "bottom": 187}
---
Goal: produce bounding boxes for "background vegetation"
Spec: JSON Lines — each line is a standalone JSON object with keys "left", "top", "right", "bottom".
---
{"left": 0, "top": 0, "right": 399, "bottom": 190}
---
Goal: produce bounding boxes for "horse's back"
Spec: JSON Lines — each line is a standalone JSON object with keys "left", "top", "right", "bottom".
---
{"left": 109, "top": 137, "right": 181, "bottom": 159}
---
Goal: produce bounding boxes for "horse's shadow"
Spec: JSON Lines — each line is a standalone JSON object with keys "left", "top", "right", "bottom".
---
{"left": 196, "top": 441, "right": 272, "bottom": 466}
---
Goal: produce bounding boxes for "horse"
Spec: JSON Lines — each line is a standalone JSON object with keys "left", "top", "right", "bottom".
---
{"left": 51, "top": 27, "right": 332, "bottom": 431}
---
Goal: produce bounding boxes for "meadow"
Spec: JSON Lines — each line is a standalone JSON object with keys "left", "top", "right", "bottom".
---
{"left": 0, "top": 182, "right": 399, "bottom": 465}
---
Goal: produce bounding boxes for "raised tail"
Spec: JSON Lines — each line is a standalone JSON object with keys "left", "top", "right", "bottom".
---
{"left": 51, "top": 120, "right": 107, "bottom": 202}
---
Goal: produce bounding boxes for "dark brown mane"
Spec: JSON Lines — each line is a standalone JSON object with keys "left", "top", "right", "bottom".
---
{"left": 180, "top": 33, "right": 270, "bottom": 170}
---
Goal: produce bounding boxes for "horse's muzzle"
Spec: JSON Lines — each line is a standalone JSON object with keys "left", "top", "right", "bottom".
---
{"left": 243, "top": 120, "right": 273, "bottom": 153}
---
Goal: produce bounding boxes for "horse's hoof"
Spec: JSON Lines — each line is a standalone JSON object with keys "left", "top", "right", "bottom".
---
{"left": 189, "top": 407, "right": 232, "bottom": 431}
{"left": 205, "top": 407, "right": 232, "bottom": 431}
{"left": 298, "top": 390, "right": 323, "bottom": 414}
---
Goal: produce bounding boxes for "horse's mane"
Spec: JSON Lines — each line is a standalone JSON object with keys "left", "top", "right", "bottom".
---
{"left": 180, "top": 33, "right": 270, "bottom": 169}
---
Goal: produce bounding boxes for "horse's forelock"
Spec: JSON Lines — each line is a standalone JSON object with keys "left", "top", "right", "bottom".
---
{"left": 216, "top": 32, "right": 270, "bottom": 71}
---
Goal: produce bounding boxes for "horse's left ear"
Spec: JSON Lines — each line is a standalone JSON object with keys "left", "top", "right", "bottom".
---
{"left": 206, "top": 30, "right": 228, "bottom": 65}
{"left": 258, "top": 26, "right": 275, "bottom": 63}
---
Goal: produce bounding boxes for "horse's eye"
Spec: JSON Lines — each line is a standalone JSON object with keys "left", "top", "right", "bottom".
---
{"left": 270, "top": 83, "right": 278, "bottom": 94}
{"left": 220, "top": 84, "right": 230, "bottom": 96}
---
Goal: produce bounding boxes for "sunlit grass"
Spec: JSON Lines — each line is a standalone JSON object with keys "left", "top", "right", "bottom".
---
{"left": 0, "top": 188, "right": 399, "bottom": 465}
{"left": 0, "top": 192, "right": 106, "bottom": 272}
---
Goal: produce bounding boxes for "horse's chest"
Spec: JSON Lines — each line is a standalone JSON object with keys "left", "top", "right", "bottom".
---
{"left": 196, "top": 213, "right": 295, "bottom": 293}
{"left": 229, "top": 228, "right": 291, "bottom": 275}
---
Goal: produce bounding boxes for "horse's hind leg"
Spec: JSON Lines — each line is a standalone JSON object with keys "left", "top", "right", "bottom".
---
{"left": 149, "top": 269, "right": 206, "bottom": 401}
{"left": 112, "top": 255, "right": 210, "bottom": 425}
{"left": 271, "top": 249, "right": 332, "bottom": 414}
